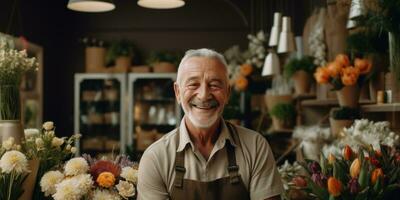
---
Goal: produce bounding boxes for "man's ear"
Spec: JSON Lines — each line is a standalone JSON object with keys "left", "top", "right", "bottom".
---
{"left": 174, "top": 82, "right": 181, "bottom": 104}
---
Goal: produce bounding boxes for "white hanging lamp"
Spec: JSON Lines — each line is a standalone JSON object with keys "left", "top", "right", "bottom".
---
{"left": 277, "top": 16, "right": 296, "bottom": 53}
{"left": 138, "top": 0, "right": 185, "bottom": 9}
{"left": 67, "top": 0, "right": 115, "bottom": 12}
{"left": 346, "top": 0, "right": 366, "bottom": 29}
{"left": 262, "top": 50, "right": 280, "bottom": 76}
{"left": 268, "top": 12, "right": 282, "bottom": 47}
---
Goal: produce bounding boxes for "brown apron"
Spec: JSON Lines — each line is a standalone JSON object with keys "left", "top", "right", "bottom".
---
{"left": 170, "top": 122, "right": 251, "bottom": 200}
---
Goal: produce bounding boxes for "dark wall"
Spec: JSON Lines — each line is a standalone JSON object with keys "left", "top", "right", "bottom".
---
{"left": 1, "top": 0, "right": 320, "bottom": 136}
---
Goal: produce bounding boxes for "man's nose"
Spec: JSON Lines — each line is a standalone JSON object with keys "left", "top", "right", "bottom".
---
{"left": 197, "top": 84, "right": 210, "bottom": 100}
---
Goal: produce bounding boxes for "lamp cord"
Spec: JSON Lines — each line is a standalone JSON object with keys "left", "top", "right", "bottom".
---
{"left": 6, "top": 0, "right": 18, "bottom": 34}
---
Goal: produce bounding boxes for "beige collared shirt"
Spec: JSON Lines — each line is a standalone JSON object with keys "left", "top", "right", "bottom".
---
{"left": 137, "top": 117, "right": 284, "bottom": 200}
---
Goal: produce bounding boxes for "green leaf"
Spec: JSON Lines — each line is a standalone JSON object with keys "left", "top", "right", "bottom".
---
{"left": 307, "top": 177, "right": 330, "bottom": 199}
{"left": 358, "top": 163, "right": 369, "bottom": 189}
{"left": 355, "top": 187, "right": 370, "bottom": 200}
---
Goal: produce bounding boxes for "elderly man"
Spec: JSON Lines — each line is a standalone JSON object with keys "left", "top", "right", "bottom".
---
{"left": 137, "top": 48, "right": 283, "bottom": 200}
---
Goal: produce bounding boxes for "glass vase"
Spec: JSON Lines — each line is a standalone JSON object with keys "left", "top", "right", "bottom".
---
{"left": 389, "top": 32, "right": 400, "bottom": 84}
{"left": 0, "top": 84, "right": 21, "bottom": 120}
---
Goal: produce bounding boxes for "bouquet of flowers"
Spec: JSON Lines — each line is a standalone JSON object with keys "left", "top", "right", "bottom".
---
{"left": 0, "top": 137, "right": 30, "bottom": 200}
{"left": 40, "top": 154, "right": 138, "bottom": 200}
{"left": 298, "top": 145, "right": 400, "bottom": 200}
{"left": 23, "top": 121, "right": 81, "bottom": 200}
{"left": 314, "top": 54, "right": 372, "bottom": 90}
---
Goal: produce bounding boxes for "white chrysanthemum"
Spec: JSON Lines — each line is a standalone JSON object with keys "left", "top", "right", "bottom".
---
{"left": 74, "top": 173, "right": 93, "bottom": 193}
{"left": 24, "top": 128, "right": 39, "bottom": 139}
{"left": 53, "top": 178, "right": 83, "bottom": 200}
{"left": 2, "top": 137, "right": 14, "bottom": 150}
{"left": 51, "top": 137, "right": 65, "bottom": 147}
{"left": 116, "top": 180, "right": 135, "bottom": 198}
{"left": 40, "top": 170, "right": 64, "bottom": 196}
{"left": 120, "top": 167, "right": 138, "bottom": 183}
{"left": 92, "top": 189, "right": 121, "bottom": 200}
{"left": 43, "top": 121, "right": 54, "bottom": 131}
{"left": 0, "top": 150, "right": 29, "bottom": 173}
{"left": 64, "top": 157, "right": 89, "bottom": 176}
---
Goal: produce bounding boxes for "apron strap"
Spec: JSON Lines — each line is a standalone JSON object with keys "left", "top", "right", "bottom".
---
{"left": 174, "top": 150, "right": 186, "bottom": 188}
{"left": 226, "top": 122, "right": 240, "bottom": 184}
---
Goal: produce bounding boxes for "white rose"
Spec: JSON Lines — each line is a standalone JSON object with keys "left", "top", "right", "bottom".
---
{"left": 35, "top": 138, "right": 44, "bottom": 149}
{"left": 120, "top": 167, "right": 138, "bottom": 183}
{"left": 51, "top": 137, "right": 64, "bottom": 147}
{"left": 24, "top": 128, "right": 39, "bottom": 139}
{"left": 42, "top": 121, "right": 54, "bottom": 131}
{"left": 66, "top": 144, "right": 72, "bottom": 150}
{"left": 70, "top": 147, "right": 77, "bottom": 154}
{"left": 45, "top": 130, "right": 55, "bottom": 137}
{"left": 116, "top": 180, "right": 135, "bottom": 198}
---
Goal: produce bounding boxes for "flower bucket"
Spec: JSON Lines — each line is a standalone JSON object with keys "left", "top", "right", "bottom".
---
{"left": 293, "top": 70, "right": 311, "bottom": 94}
{"left": 85, "top": 47, "right": 106, "bottom": 73}
{"left": 114, "top": 56, "right": 131, "bottom": 73}
{"left": 336, "top": 85, "right": 360, "bottom": 107}
{"left": 329, "top": 118, "right": 353, "bottom": 138}
{"left": 271, "top": 116, "right": 293, "bottom": 130}
{"left": 0, "top": 120, "right": 23, "bottom": 144}
{"left": 152, "top": 62, "right": 176, "bottom": 73}
{"left": 265, "top": 94, "right": 293, "bottom": 112}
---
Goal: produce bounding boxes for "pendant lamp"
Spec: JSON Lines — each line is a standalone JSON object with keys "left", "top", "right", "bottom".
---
{"left": 262, "top": 50, "right": 280, "bottom": 76}
{"left": 277, "top": 16, "right": 296, "bottom": 53}
{"left": 346, "top": 0, "right": 365, "bottom": 29}
{"left": 138, "top": 0, "right": 185, "bottom": 9}
{"left": 67, "top": 0, "right": 115, "bottom": 12}
{"left": 268, "top": 12, "right": 282, "bottom": 47}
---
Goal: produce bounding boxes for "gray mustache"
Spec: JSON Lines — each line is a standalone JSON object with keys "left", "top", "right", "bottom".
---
{"left": 190, "top": 99, "right": 219, "bottom": 108}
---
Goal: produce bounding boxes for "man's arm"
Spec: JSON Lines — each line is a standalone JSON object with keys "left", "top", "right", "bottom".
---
{"left": 137, "top": 150, "right": 169, "bottom": 200}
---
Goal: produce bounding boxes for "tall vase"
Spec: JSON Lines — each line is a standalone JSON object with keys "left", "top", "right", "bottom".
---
{"left": 336, "top": 85, "right": 360, "bottom": 108}
{"left": 389, "top": 32, "right": 400, "bottom": 85}
{"left": 0, "top": 84, "right": 23, "bottom": 143}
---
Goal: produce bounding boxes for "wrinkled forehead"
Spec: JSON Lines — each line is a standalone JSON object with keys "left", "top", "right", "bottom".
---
{"left": 177, "top": 56, "right": 229, "bottom": 85}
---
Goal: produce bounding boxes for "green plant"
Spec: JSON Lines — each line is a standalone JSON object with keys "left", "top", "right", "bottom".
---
{"left": 106, "top": 39, "right": 135, "bottom": 64}
{"left": 331, "top": 107, "right": 361, "bottom": 120}
{"left": 346, "top": 30, "right": 388, "bottom": 57}
{"left": 284, "top": 56, "right": 316, "bottom": 78}
{"left": 146, "top": 51, "right": 183, "bottom": 67}
{"left": 269, "top": 103, "right": 296, "bottom": 120}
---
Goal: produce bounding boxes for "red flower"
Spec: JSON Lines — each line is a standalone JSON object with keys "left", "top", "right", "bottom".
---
{"left": 89, "top": 160, "right": 121, "bottom": 181}
{"left": 370, "top": 157, "right": 381, "bottom": 168}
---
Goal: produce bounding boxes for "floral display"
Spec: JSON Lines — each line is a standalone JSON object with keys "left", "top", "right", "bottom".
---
{"left": 0, "top": 138, "right": 30, "bottom": 200}
{"left": 323, "top": 119, "right": 400, "bottom": 157}
{"left": 298, "top": 145, "right": 400, "bottom": 199}
{"left": 40, "top": 154, "right": 138, "bottom": 200}
{"left": 314, "top": 54, "right": 372, "bottom": 90}
{"left": 278, "top": 161, "right": 305, "bottom": 200}
{"left": 23, "top": 121, "right": 81, "bottom": 200}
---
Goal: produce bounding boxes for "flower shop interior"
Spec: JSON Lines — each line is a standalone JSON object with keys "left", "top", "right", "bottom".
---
{"left": 1, "top": 0, "right": 400, "bottom": 199}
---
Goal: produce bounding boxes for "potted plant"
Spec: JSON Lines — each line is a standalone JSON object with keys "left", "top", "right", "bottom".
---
{"left": 314, "top": 54, "right": 373, "bottom": 107}
{"left": 146, "top": 51, "right": 182, "bottom": 73}
{"left": 284, "top": 56, "right": 317, "bottom": 95}
{"left": 269, "top": 103, "right": 296, "bottom": 130}
{"left": 81, "top": 37, "right": 106, "bottom": 73}
{"left": 329, "top": 107, "right": 361, "bottom": 138}
{"left": 106, "top": 39, "right": 135, "bottom": 72}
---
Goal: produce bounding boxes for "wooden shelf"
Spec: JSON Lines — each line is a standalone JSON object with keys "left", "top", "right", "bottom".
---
{"left": 361, "top": 103, "right": 400, "bottom": 112}
{"left": 301, "top": 99, "right": 375, "bottom": 107}
{"left": 293, "top": 93, "right": 316, "bottom": 100}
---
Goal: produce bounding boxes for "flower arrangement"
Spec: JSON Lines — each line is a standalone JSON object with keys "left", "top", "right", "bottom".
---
{"left": 106, "top": 39, "right": 135, "bottom": 64}
{"left": 0, "top": 137, "right": 30, "bottom": 200}
{"left": 23, "top": 121, "right": 81, "bottom": 200}
{"left": 314, "top": 54, "right": 372, "bottom": 90}
{"left": 298, "top": 145, "right": 400, "bottom": 200}
{"left": 278, "top": 161, "right": 306, "bottom": 200}
{"left": 0, "top": 38, "right": 38, "bottom": 119}
{"left": 40, "top": 154, "right": 138, "bottom": 200}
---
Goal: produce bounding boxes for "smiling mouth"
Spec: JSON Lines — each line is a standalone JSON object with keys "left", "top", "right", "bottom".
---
{"left": 190, "top": 100, "right": 219, "bottom": 110}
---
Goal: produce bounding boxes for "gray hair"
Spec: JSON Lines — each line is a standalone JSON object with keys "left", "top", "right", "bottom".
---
{"left": 176, "top": 48, "right": 229, "bottom": 85}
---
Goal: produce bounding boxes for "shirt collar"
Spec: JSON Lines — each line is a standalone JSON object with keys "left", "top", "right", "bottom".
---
{"left": 177, "top": 116, "right": 237, "bottom": 152}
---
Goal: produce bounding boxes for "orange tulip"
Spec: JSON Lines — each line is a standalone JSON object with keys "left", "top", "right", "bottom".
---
{"left": 341, "top": 67, "right": 360, "bottom": 86}
{"left": 234, "top": 76, "right": 248, "bottom": 91}
{"left": 343, "top": 145, "right": 353, "bottom": 161}
{"left": 327, "top": 62, "right": 343, "bottom": 77}
{"left": 314, "top": 67, "right": 330, "bottom": 84}
{"left": 97, "top": 172, "right": 116, "bottom": 188}
{"left": 354, "top": 58, "right": 372, "bottom": 74}
{"left": 328, "top": 153, "right": 336, "bottom": 164}
{"left": 239, "top": 63, "right": 253, "bottom": 76}
{"left": 371, "top": 168, "right": 384, "bottom": 184}
{"left": 328, "top": 177, "right": 342, "bottom": 197}
{"left": 350, "top": 158, "right": 361, "bottom": 178}
{"left": 335, "top": 54, "right": 350, "bottom": 68}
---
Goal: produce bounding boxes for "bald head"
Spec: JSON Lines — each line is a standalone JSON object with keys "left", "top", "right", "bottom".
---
{"left": 176, "top": 48, "right": 229, "bottom": 86}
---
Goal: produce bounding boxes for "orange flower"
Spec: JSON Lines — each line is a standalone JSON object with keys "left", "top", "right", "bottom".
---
{"left": 239, "top": 64, "right": 253, "bottom": 76}
{"left": 328, "top": 153, "right": 336, "bottom": 164}
{"left": 375, "top": 150, "right": 382, "bottom": 157}
{"left": 327, "top": 62, "right": 343, "bottom": 77}
{"left": 96, "top": 172, "right": 116, "bottom": 188}
{"left": 234, "top": 76, "right": 248, "bottom": 91}
{"left": 354, "top": 58, "right": 372, "bottom": 74}
{"left": 328, "top": 177, "right": 342, "bottom": 197}
{"left": 335, "top": 54, "right": 350, "bottom": 68}
{"left": 341, "top": 67, "right": 360, "bottom": 86}
{"left": 314, "top": 67, "right": 330, "bottom": 84}
{"left": 350, "top": 158, "right": 361, "bottom": 178}
{"left": 371, "top": 168, "right": 384, "bottom": 184}
{"left": 343, "top": 145, "right": 353, "bottom": 161}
